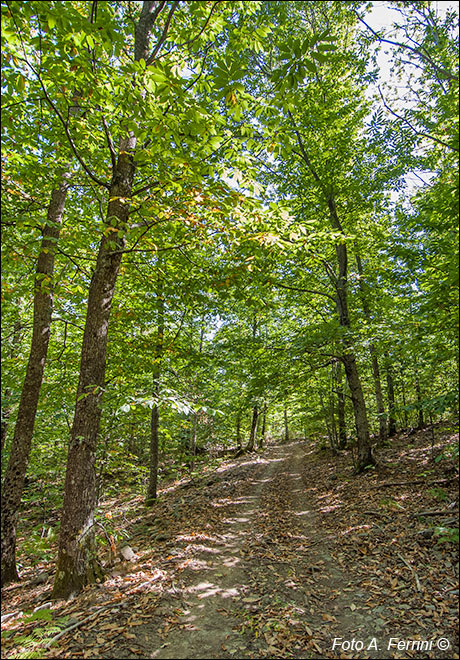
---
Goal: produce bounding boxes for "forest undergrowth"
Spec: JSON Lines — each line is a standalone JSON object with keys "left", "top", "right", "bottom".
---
{"left": 1, "top": 421, "right": 458, "bottom": 659}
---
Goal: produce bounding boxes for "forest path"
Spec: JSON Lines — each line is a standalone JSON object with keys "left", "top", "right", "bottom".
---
{"left": 11, "top": 431, "right": 455, "bottom": 659}
{"left": 104, "top": 441, "right": 384, "bottom": 659}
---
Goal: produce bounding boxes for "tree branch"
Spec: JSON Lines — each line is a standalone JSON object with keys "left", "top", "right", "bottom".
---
{"left": 271, "top": 280, "right": 336, "bottom": 303}
{"left": 146, "top": 1, "right": 180, "bottom": 64}
{"left": 378, "top": 86, "right": 457, "bottom": 152}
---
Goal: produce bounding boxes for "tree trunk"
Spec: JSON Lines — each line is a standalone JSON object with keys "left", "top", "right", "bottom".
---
{"left": 1, "top": 174, "right": 69, "bottom": 586}
{"left": 147, "top": 398, "right": 160, "bottom": 504}
{"left": 1, "top": 389, "right": 11, "bottom": 452}
{"left": 146, "top": 279, "right": 164, "bottom": 504}
{"left": 342, "top": 352, "right": 374, "bottom": 470}
{"left": 246, "top": 406, "right": 258, "bottom": 452}
{"left": 355, "top": 252, "right": 387, "bottom": 444}
{"left": 187, "top": 316, "right": 204, "bottom": 469}
{"left": 415, "top": 374, "right": 424, "bottom": 429}
{"left": 400, "top": 366, "right": 408, "bottom": 429}
{"left": 386, "top": 357, "right": 397, "bottom": 437}
{"left": 52, "top": 220, "right": 127, "bottom": 599}
{"left": 319, "top": 387, "right": 335, "bottom": 452}
{"left": 236, "top": 413, "right": 242, "bottom": 450}
{"left": 283, "top": 405, "right": 290, "bottom": 443}
{"left": 52, "top": 2, "right": 162, "bottom": 599}
{"left": 330, "top": 199, "right": 374, "bottom": 472}
{"left": 370, "top": 346, "right": 386, "bottom": 443}
{"left": 1, "top": 318, "right": 22, "bottom": 452}
{"left": 258, "top": 402, "right": 267, "bottom": 449}
{"left": 289, "top": 120, "right": 373, "bottom": 470}
{"left": 335, "top": 359, "right": 347, "bottom": 449}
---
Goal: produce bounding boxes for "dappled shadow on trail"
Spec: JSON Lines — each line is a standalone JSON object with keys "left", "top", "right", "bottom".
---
{"left": 8, "top": 429, "right": 456, "bottom": 660}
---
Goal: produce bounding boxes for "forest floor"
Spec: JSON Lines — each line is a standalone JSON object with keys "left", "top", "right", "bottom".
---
{"left": 1, "top": 421, "right": 459, "bottom": 659}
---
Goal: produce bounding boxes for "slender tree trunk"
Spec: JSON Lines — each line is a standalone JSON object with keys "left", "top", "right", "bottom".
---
{"left": 331, "top": 209, "right": 374, "bottom": 471}
{"left": 400, "top": 366, "right": 408, "bottom": 429}
{"left": 52, "top": 2, "right": 164, "bottom": 599}
{"left": 146, "top": 271, "right": 165, "bottom": 504}
{"left": 370, "top": 347, "right": 386, "bottom": 443}
{"left": 258, "top": 402, "right": 267, "bottom": 449}
{"left": 187, "top": 316, "right": 204, "bottom": 469}
{"left": 355, "top": 252, "right": 387, "bottom": 444}
{"left": 288, "top": 121, "right": 373, "bottom": 471}
{"left": 283, "top": 405, "right": 290, "bottom": 443}
{"left": 335, "top": 360, "right": 347, "bottom": 449}
{"left": 415, "top": 374, "right": 424, "bottom": 429}
{"left": 1, "top": 318, "right": 22, "bottom": 452}
{"left": 147, "top": 397, "right": 160, "bottom": 502}
{"left": 236, "top": 413, "right": 242, "bottom": 450}
{"left": 330, "top": 393, "right": 338, "bottom": 451}
{"left": 385, "top": 356, "right": 397, "bottom": 437}
{"left": 1, "top": 174, "right": 69, "bottom": 586}
{"left": 1, "top": 389, "right": 11, "bottom": 452}
{"left": 246, "top": 406, "right": 258, "bottom": 451}
{"left": 319, "top": 387, "right": 335, "bottom": 452}
{"left": 327, "top": 198, "right": 374, "bottom": 472}
{"left": 189, "top": 413, "right": 197, "bottom": 467}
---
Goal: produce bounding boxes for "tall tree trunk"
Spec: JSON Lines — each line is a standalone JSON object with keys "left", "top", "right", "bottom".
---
{"left": 258, "top": 402, "right": 267, "bottom": 449}
{"left": 319, "top": 387, "right": 335, "bottom": 453}
{"left": 147, "top": 395, "right": 160, "bottom": 503}
{"left": 335, "top": 359, "right": 347, "bottom": 449}
{"left": 385, "top": 356, "right": 397, "bottom": 437}
{"left": 327, "top": 197, "right": 373, "bottom": 472}
{"left": 52, "top": 212, "right": 127, "bottom": 599}
{"left": 355, "top": 252, "right": 387, "bottom": 444}
{"left": 283, "top": 405, "right": 290, "bottom": 443}
{"left": 400, "top": 366, "right": 408, "bottom": 429}
{"left": 146, "top": 278, "right": 164, "bottom": 504}
{"left": 236, "top": 413, "right": 242, "bottom": 450}
{"left": 52, "top": 2, "right": 164, "bottom": 600}
{"left": 331, "top": 202, "right": 374, "bottom": 472}
{"left": 246, "top": 406, "right": 258, "bottom": 452}
{"left": 1, "top": 389, "right": 11, "bottom": 453}
{"left": 1, "top": 174, "right": 69, "bottom": 586}
{"left": 370, "top": 348, "right": 387, "bottom": 443}
{"left": 288, "top": 119, "right": 373, "bottom": 471}
{"left": 1, "top": 318, "right": 22, "bottom": 452}
{"left": 415, "top": 374, "right": 424, "bottom": 430}
{"left": 187, "top": 315, "right": 204, "bottom": 469}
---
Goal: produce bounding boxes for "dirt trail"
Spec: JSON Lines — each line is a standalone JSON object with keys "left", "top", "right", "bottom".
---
{"left": 111, "top": 441, "right": 383, "bottom": 659}
{"left": 32, "top": 437, "right": 456, "bottom": 659}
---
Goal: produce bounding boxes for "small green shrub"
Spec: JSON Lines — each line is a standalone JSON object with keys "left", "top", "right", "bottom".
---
{"left": 434, "top": 526, "right": 459, "bottom": 545}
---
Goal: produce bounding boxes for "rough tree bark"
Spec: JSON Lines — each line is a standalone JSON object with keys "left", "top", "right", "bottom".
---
{"left": 1, "top": 173, "right": 69, "bottom": 586}
{"left": 52, "top": 1, "right": 165, "bottom": 600}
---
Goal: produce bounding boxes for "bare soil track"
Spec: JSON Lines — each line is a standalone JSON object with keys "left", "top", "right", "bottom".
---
{"left": 2, "top": 427, "right": 459, "bottom": 659}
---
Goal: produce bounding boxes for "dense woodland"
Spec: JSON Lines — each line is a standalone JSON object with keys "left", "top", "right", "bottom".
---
{"left": 1, "top": 1, "right": 459, "bottom": 653}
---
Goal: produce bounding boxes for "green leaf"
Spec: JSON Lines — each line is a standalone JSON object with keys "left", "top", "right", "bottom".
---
{"left": 303, "top": 59, "right": 317, "bottom": 74}
{"left": 311, "top": 51, "right": 328, "bottom": 64}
